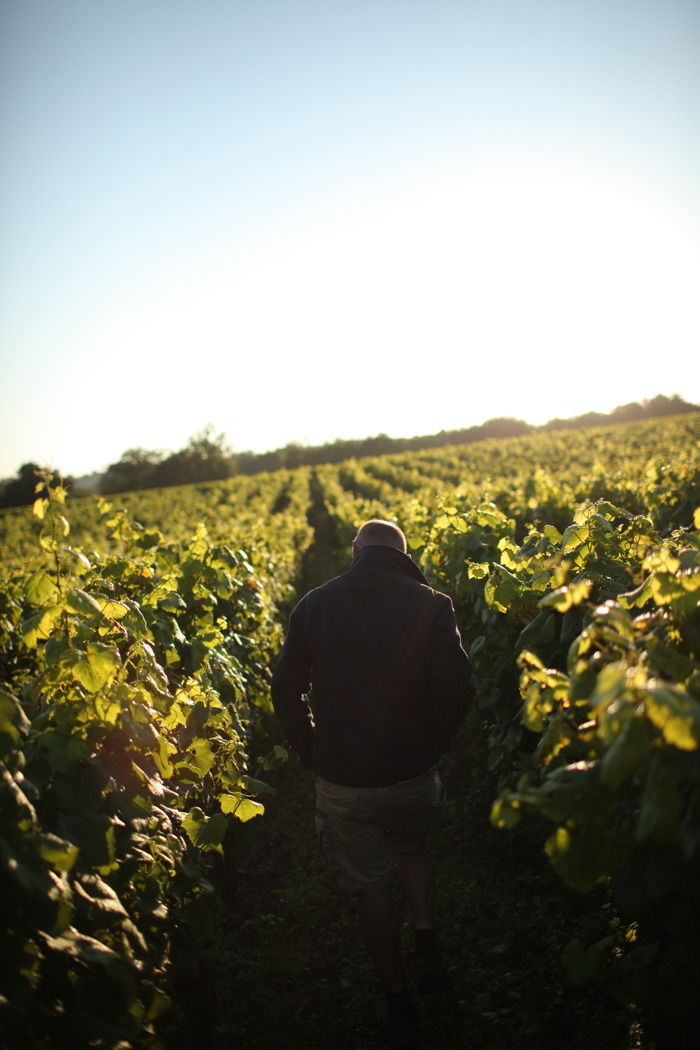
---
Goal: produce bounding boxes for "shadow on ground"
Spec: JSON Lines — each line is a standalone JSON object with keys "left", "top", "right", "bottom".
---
{"left": 167, "top": 722, "right": 649, "bottom": 1050}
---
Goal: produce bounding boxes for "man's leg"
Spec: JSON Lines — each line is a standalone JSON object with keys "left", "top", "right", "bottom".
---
{"left": 357, "top": 884, "right": 404, "bottom": 993}
{"left": 396, "top": 843, "right": 449, "bottom": 993}
{"left": 357, "top": 885, "right": 420, "bottom": 1045}
{"left": 395, "top": 843, "right": 435, "bottom": 930}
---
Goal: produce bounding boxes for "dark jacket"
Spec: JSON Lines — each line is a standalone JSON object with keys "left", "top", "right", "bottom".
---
{"left": 271, "top": 544, "right": 475, "bottom": 787}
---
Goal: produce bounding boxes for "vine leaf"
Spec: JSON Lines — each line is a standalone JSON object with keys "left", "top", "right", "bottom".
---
{"left": 69, "top": 646, "right": 120, "bottom": 692}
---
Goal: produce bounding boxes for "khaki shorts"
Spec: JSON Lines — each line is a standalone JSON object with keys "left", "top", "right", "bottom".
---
{"left": 314, "top": 767, "right": 445, "bottom": 895}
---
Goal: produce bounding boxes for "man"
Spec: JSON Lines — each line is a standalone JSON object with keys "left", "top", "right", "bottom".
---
{"left": 271, "top": 518, "right": 474, "bottom": 1045}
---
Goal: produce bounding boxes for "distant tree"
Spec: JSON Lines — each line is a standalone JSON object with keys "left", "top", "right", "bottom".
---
{"left": 0, "top": 462, "right": 69, "bottom": 508}
{"left": 151, "top": 426, "right": 236, "bottom": 488}
{"left": 543, "top": 412, "right": 608, "bottom": 431}
{"left": 609, "top": 401, "right": 645, "bottom": 422}
{"left": 543, "top": 395, "right": 699, "bottom": 434}
{"left": 478, "top": 417, "right": 533, "bottom": 439}
{"left": 236, "top": 448, "right": 283, "bottom": 474}
{"left": 358, "top": 433, "right": 393, "bottom": 457}
{"left": 278, "top": 442, "right": 307, "bottom": 470}
{"left": 101, "top": 448, "right": 164, "bottom": 494}
{"left": 612, "top": 394, "right": 697, "bottom": 421}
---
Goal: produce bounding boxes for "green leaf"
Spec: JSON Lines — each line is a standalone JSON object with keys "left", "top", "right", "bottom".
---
{"left": 182, "top": 807, "right": 228, "bottom": 851}
{"left": 187, "top": 737, "right": 215, "bottom": 776}
{"left": 21, "top": 604, "right": 64, "bottom": 647}
{"left": 466, "top": 561, "right": 490, "bottom": 580}
{"left": 32, "top": 497, "right": 49, "bottom": 520}
{"left": 636, "top": 759, "right": 683, "bottom": 843}
{"left": 543, "top": 524, "right": 563, "bottom": 543}
{"left": 1, "top": 838, "right": 52, "bottom": 896}
{"left": 589, "top": 662, "right": 627, "bottom": 714}
{"left": 150, "top": 733, "right": 175, "bottom": 779}
{"left": 651, "top": 569, "right": 700, "bottom": 618}
{"left": 40, "top": 731, "right": 89, "bottom": 772}
{"left": 159, "top": 592, "right": 187, "bottom": 612}
{"left": 41, "top": 927, "right": 130, "bottom": 975}
{"left": 100, "top": 599, "right": 129, "bottom": 619}
{"left": 517, "top": 610, "right": 557, "bottom": 651}
{"left": 65, "top": 587, "right": 103, "bottom": 617}
{"left": 600, "top": 716, "right": 651, "bottom": 788}
{"left": 619, "top": 577, "right": 656, "bottom": 610}
{"left": 233, "top": 797, "right": 265, "bottom": 822}
{"left": 38, "top": 833, "right": 79, "bottom": 872}
{"left": 484, "top": 565, "right": 521, "bottom": 614}
{"left": 93, "top": 697, "right": 122, "bottom": 724}
{"left": 643, "top": 683, "right": 700, "bottom": 751}
{"left": 530, "top": 761, "right": 604, "bottom": 824}
{"left": 490, "top": 792, "right": 522, "bottom": 830}
{"left": 219, "top": 793, "right": 265, "bottom": 822}
{"left": 560, "top": 522, "right": 590, "bottom": 553}
{"left": 539, "top": 578, "right": 592, "bottom": 612}
{"left": 65, "top": 546, "right": 92, "bottom": 570}
{"left": 74, "top": 874, "right": 129, "bottom": 928}
{"left": 60, "top": 813, "right": 117, "bottom": 870}
{"left": 238, "top": 775, "right": 276, "bottom": 797}
{"left": 0, "top": 690, "right": 30, "bottom": 751}
{"left": 25, "top": 570, "right": 59, "bottom": 605}
{"left": 545, "top": 825, "right": 627, "bottom": 891}
{"left": 69, "top": 645, "right": 120, "bottom": 692}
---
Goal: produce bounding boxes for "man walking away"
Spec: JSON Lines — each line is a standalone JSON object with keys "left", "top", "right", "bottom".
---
{"left": 271, "top": 519, "right": 475, "bottom": 1047}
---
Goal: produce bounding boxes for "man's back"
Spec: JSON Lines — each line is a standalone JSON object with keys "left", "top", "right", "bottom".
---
{"left": 272, "top": 544, "right": 474, "bottom": 786}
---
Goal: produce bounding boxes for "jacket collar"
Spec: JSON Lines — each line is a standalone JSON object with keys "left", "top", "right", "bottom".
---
{"left": 349, "top": 544, "right": 428, "bottom": 585}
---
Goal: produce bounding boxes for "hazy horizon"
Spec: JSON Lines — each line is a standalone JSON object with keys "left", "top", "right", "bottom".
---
{"left": 5, "top": 392, "right": 697, "bottom": 483}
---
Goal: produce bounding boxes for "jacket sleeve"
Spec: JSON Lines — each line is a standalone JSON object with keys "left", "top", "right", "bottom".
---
{"left": 431, "top": 595, "right": 475, "bottom": 750}
{"left": 270, "top": 600, "right": 314, "bottom": 767}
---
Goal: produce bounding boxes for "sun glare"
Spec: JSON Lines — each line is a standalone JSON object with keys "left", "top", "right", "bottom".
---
{"left": 27, "top": 159, "right": 696, "bottom": 462}
{"left": 180, "top": 162, "right": 697, "bottom": 435}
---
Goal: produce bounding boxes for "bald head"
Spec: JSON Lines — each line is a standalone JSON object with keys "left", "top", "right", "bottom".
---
{"left": 352, "top": 519, "right": 407, "bottom": 555}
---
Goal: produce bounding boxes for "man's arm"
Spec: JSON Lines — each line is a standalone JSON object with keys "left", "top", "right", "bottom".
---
{"left": 271, "top": 601, "right": 314, "bottom": 766}
{"left": 431, "top": 596, "right": 475, "bottom": 750}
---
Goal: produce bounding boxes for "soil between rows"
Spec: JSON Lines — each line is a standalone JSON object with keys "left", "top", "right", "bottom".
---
{"left": 172, "top": 722, "right": 644, "bottom": 1050}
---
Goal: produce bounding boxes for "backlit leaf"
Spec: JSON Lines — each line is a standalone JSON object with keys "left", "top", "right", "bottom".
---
{"left": 26, "top": 570, "right": 59, "bottom": 605}
{"left": 70, "top": 646, "right": 120, "bottom": 692}
{"left": 643, "top": 683, "right": 700, "bottom": 751}
{"left": 38, "top": 833, "right": 79, "bottom": 872}
{"left": 66, "top": 588, "right": 103, "bottom": 617}
{"left": 539, "top": 578, "right": 592, "bottom": 612}
{"left": 100, "top": 599, "right": 129, "bottom": 619}
{"left": 182, "top": 807, "right": 228, "bottom": 851}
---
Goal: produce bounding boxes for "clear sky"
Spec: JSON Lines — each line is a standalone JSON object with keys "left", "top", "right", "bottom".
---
{"left": 1, "top": 0, "right": 698, "bottom": 478}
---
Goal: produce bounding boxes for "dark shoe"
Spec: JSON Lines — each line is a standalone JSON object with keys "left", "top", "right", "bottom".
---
{"left": 377, "top": 990, "right": 422, "bottom": 1048}
{"left": 415, "top": 950, "right": 450, "bottom": 994}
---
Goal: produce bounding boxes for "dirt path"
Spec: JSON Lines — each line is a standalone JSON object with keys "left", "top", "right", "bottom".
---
{"left": 195, "top": 725, "right": 642, "bottom": 1050}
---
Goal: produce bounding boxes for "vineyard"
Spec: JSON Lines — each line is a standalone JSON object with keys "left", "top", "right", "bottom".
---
{"left": 1, "top": 413, "right": 699, "bottom": 1050}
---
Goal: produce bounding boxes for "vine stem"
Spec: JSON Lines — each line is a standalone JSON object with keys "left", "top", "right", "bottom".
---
{"left": 40, "top": 469, "right": 72, "bottom": 646}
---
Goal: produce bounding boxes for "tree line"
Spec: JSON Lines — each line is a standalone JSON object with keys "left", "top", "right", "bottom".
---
{"left": 0, "top": 394, "right": 697, "bottom": 506}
